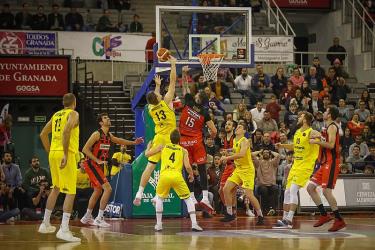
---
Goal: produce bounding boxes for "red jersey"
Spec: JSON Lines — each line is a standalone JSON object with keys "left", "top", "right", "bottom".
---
{"left": 89, "top": 129, "right": 111, "bottom": 163}
{"left": 319, "top": 123, "right": 340, "bottom": 164}
{"left": 179, "top": 94, "right": 210, "bottom": 140}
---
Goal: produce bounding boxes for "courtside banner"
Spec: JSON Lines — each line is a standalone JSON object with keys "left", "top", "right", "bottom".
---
{"left": 272, "top": 0, "right": 331, "bottom": 9}
{"left": 58, "top": 32, "right": 151, "bottom": 62}
{"left": 0, "top": 31, "right": 57, "bottom": 55}
{"left": 0, "top": 56, "right": 69, "bottom": 97}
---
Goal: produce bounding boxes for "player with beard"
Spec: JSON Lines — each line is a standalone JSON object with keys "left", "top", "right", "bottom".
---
{"left": 179, "top": 66, "right": 217, "bottom": 211}
{"left": 273, "top": 111, "right": 320, "bottom": 229}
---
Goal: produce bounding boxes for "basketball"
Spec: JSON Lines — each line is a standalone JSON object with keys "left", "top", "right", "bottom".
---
{"left": 157, "top": 48, "right": 171, "bottom": 62}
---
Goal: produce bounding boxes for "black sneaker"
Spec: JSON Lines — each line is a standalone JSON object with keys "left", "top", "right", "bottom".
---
{"left": 220, "top": 214, "right": 236, "bottom": 222}
{"left": 256, "top": 216, "right": 265, "bottom": 225}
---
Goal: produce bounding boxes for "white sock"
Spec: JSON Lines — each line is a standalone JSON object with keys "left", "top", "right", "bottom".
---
{"left": 190, "top": 212, "right": 197, "bottom": 225}
{"left": 286, "top": 210, "right": 295, "bottom": 222}
{"left": 43, "top": 209, "right": 52, "bottom": 225}
{"left": 61, "top": 213, "right": 71, "bottom": 231}
{"left": 97, "top": 209, "right": 104, "bottom": 219}
{"left": 202, "top": 190, "right": 208, "bottom": 200}
{"left": 85, "top": 209, "right": 92, "bottom": 217}
{"left": 184, "top": 197, "right": 197, "bottom": 225}
{"left": 256, "top": 209, "right": 263, "bottom": 217}
{"left": 226, "top": 206, "right": 233, "bottom": 215}
{"left": 190, "top": 192, "right": 196, "bottom": 201}
{"left": 283, "top": 211, "right": 288, "bottom": 220}
{"left": 136, "top": 186, "right": 144, "bottom": 198}
{"left": 156, "top": 212, "right": 162, "bottom": 225}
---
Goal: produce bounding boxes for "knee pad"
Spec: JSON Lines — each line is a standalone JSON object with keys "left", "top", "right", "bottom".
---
{"left": 289, "top": 184, "right": 300, "bottom": 205}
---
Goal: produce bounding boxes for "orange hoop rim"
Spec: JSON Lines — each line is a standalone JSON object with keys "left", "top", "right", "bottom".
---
{"left": 197, "top": 53, "right": 224, "bottom": 65}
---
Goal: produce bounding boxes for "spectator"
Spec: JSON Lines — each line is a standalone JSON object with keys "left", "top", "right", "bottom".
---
{"left": 333, "top": 58, "right": 349, "bottom": 78}
{"left": 346, "top": 145, "right": 365, "bottom": 173}
{"left": 0, "top": 114, "right": 12, "bottom": 159}
{"left": 83, "top": 9, "right": 95, "bottom": 31}
{"left": 331, "top": 77, "right": 350, "bottom": 104}
{"left": 29, "top": 179, "right": 50, "bottom": 216}
{"left": 312, "top": 111, "right": 325, "bottom": 132}
{"left": 340, "top": 163, "right": 350, "bottom": 174}
{"left": 48, "top": 4, "right": 64, "bottom": 30}
{"left": 250, "top": 101, "right": 265, "bottom": 124}
{"left": 279, "top": 80, "right": 296, "bottom": 105}
{"left": 266, "top": 94, "right": 281, "bottom": 123}
{"left": 258, "top": 111, "right": 278, "bottom": 133}
{"left": 277, "top": 132, "right": 290, "bottom": 159}
{"left": 15, "top": 2, "right": 33, "bottom": 29}
{"left": 233, "top": 103, "right": 247, "bottom": 122}
{"left": 206, "top": 88, "right": 225, "bottom": 116}
{"left": 252, "top": 150, "right": 280, "bottom": 215}
{"left": 0, "top": 181, "right": 20, "bottom": 223}
{"left": 243, "top": 110, "right": 257, "bottom": 134}
{"left": 338, "top": 99, "right": 351, "bottom": 124}
{"left": 206, "top": 136, "right": 218, "bottom": 157}
{"left": 0, "top": 3, "right": 14, "bottom": 29}
{"left": 217, "top": 67, "right": 235, "bottom": 89}
{"left": 364, "top": 145, "right": 375, "bottom": 169}
{"left": 207, "top": 153, "right": 222, "bottom": 211}
{"left": 114, "top": 0, "right": 131, "bottom": 11}
{"left": 322, "top": 95, "right": 332, "bottom": 111}
{"left": 301, "top": 80, "right": 312, "bottom": 99}
{"left": 23, "top": 156, "right": 51, "bottom": 198}
{"left": 289, "top": 68, "right": 304, "bottom": 88}
{"left": 366, "top": 114, "right": 375, "bottom": 134}
{"left": 362, "top": 125, "right": 374, "bottom": 145}
{"left": 347, "top": 113, "right": 365, "bottom": 137}
{"left": 359, "top": 90, "right": 374, "bottom": 111}
{"left": 111, "top": 145, "right": 131, "bottom": 176}
{"left": 308, "top": 90, "right": 324, "bottom": 115}
{"left": 278, "top": 121, "right": 290, "bottom": 139}
{"left": 65, "top": 7, "right": 84, "bottom": 31}
{"left": 325, "top": 67, "right": 338, "bottom": 87}
{"left": 210, "top": 78, "right": 231, "bottom": 104}
{"left": 234, "top": 68, "right": 252, "bottom": 100}
{"left": 284, "top": 103, "right": 299, "bottom": 138}
{"left": 341, "top": 127, "right": 354, "bottom": 158}
{"left": 129, "top": 14, "right": 143, "bottom": 32}
{"left": 312, "top": 57, "right": 326, "bottom": 80}
{"left": 279, "top": 151, "right": 293, "bottom": 188}
{"left": 145, "top": 32, "right": 156, "bottom": 71}
{"left": 251, "top": 64, "right": 271, "bottom": 101}
{"left": 32, "top": 5, "right": 48, "bottom": 30}
{"left": 319, "top": 85, "right": 331, "bottom": 100}
{"left": 252, "top": 129, "right": 263, "bottom": 151}
{"left": 327, "top": 37, "right": 346, "bottom": 65}
{"left": 261, "top": 132, "right": 276, "bottom": 152}
{"left": 97, "top": 9, "right": 118, "bottom": 32}
{"left": 305, "top": 66, "right": 323, "bottom": 91}
{"left": 289, "top": 88, "right": 308, "bottom": 111}
{"left": 191, "top": 74, "right": 208, "bottom": 95}
{"left": 364, "top": 166, "right": 374, "bottom": 175}
{"left": 354, "top": 100, "right": 371, "bottom": 122}
{"left": 270, "top": 67, "right": 287, "bottom": 98}
{"left": 349, "top": 135, "right": 370, "bottom": 158}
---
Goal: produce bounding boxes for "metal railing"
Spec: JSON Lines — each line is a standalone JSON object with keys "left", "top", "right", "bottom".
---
{"left": 262, "top": 0, "right": 296, "bottom": 36}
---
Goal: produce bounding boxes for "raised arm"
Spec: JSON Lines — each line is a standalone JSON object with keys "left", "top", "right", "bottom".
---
{"left": 163, "top": 56, "right": 177, "bottom": 105}
{"left": 40, "top": 119, "right": 52, "bottom": 153}
{"left": 154, "top": 74, "right": 162, "bottom": 100}
{"left": 181, "top": 66, "right": 191, "bottom": 96}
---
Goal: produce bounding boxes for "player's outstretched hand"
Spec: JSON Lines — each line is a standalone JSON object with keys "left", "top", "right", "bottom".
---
{"left": 154, "top": 75, "right": 162, "bottom": 86}
{"left": 168, "top": 55, "right": 177, "bottom": 64}
{"left": 134, "top": 137, "right": 144, "bottom": 145}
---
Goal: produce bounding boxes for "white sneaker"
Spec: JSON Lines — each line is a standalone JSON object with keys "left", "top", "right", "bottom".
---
{"left": 154, "top": 224, "right": 163, "bottom": 232}
{"left": 38, "top": 222, "right": 56, "bottom": 234}
{"left": 246, "top": 209, "right": 255, "bottom": 217}
{"left": 191, "top": 197, "right": 198, "bottom": 205}
{"left": 56, "top": 228, "right": 81, "bottom": 242}
{"left": 93, "top": 218, "right": 111, "bottom": 228}
{"left": 199, "top": 199, "right": 214, "bottom": 212}
{"left": 80, "top": 215, "right": 95, "bottom": 225}
{"left": 192, "top": 223, "right": 203, "bottom": 232}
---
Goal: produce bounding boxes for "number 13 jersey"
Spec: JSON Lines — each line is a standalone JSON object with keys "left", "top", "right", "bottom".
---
{"left": 50, "top": 108, "right": 79, "bottom": 153}
{"left": 148, "top": 100, "right": 176, "bottom": 135}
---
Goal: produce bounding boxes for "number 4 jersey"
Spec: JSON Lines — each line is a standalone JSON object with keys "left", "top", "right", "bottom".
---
{"left": 50, "top": 108, "right": 79, "bottom": 153}
{"left": 148, "top": 100, "right": 176, "bottom": 135}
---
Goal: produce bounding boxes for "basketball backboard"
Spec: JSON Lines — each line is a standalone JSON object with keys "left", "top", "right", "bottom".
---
{"left": 155, "top": 5, "right": 254, "bottom": 68}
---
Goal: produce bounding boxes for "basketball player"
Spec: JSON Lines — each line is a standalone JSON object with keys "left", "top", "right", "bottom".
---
{"left": 38, "top": 93, "right": 80, "bottom": 242}
{"left": 145, "top": 129, "right": 203, "bottom": 232}
{"left": 80, "top": 113, "right": 143, "bottom": 227}
{"left": 220, "top": 122, "right": 264, "bottom": 225}
{"left": 133, "top": 55, "right": 177, "bottom": 206}
{"left": 307, "top": 107, "right": 346, "bottom": 231}
{"left": 273, "top": 111, "right": 320, "bottom": 229}
{"left": 180, "top": 66, "right": 217, "bottom": 211}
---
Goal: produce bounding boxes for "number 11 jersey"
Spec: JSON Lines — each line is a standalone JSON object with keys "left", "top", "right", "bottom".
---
{"left": 148, "top": 100, "right": 176, "bottom": 135}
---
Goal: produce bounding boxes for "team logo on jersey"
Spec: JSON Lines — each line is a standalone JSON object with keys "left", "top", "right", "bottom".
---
{"left": 303, "top": 133, "right": 306, "bottom": 136}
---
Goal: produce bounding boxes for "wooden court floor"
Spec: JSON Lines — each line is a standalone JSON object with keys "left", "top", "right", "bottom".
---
{"left": 1, "top": 215, "right": 375, "bottom": 250}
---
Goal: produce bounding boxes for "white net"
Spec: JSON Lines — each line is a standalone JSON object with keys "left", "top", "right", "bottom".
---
{"left": 198, "top": 54, "right": 224, "bottom": 82}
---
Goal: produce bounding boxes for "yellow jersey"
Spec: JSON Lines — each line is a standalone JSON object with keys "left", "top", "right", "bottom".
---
{"left": 148, "top": 100, "right": 176, "bottom": 135}
{"left": 50, "top": 108, "right": 79, "bottom": 153}
{"left": 76, "top": 169, "right": 90, "bottom": 189}
{"left": 160, "top": 143, "right": 184, "bottom": 175}
{"left": 233, "top": 136, "right": 254, "bottom": 170}
{"left": 293, "top": 127, "right": 319, "bottom": 169}
{"left": 112, "top": 152, "right": 131, "bottom": 165}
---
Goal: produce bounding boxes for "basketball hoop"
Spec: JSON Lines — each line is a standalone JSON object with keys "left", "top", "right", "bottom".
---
{"left": 197, "top": 53, "right": 224, "bottom": 82}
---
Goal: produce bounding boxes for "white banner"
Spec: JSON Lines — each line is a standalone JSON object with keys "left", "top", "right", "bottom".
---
{"left": 220, "top": 35, "right": 294, "bottom": 62}
{"left": 58, "top": 32, "right": 151, "bottom": 62}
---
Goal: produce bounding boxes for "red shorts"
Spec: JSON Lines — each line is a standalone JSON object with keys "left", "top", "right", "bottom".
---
{"left": 311, "top": 160, "right": 340, "bottom": 189}
{"left": 220, "top": 164, "right": 235, "bottom": 187}
{"left": 180, "top": 136, "right": 206, "bottom": 165}
{"left": 84, "top": 160, "right": 108, "bottom": 188}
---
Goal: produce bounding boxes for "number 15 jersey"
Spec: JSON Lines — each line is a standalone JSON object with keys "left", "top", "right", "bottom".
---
{"left": 148, "top": 100, "right": 176, "bottom": 135}
{"left": 50, "top": 108, "right": 79, "bottom": 153}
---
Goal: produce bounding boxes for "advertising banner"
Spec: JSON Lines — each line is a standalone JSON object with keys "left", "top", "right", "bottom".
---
{"left": 0, "top": 31, "right": 57, "bottom": 55}
{"left": 58, "top": 32, "right": 151, "bottom": 62}
{"left": 344, "top": 178, "right": 375, "bottom": 206}
{"left": 0, "top": 56, "right": 69, "bottom": 97}
{"left": 272, "top": 0, "right": 331, "bottom": 9}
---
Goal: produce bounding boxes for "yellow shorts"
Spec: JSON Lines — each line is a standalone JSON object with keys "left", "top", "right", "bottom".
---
{"left": 286, "top": 163, "right": 314, "bottom": 189}
{"left": 156, "top": 173, "right": 190, "bottom": 199}
{"left": 227, "top": 167, "right": 255, "bottom": 190}
{"left": 148, "top": 133, "right": 171, "bottom": 163}
{"left": 49, "top": 151, "right": 78, "bottom": 194}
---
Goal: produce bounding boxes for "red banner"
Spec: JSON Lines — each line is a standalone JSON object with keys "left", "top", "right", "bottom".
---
{"left": 272, "top": 0, "right": 331, "bottom": 9}
{"left": 0, "top": 56, "right": 69, "bottom": 97}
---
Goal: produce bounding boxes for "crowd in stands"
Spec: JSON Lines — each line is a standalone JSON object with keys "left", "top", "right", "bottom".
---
{"left": 0, "top": 2, "right": 142, "bottom": 32}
